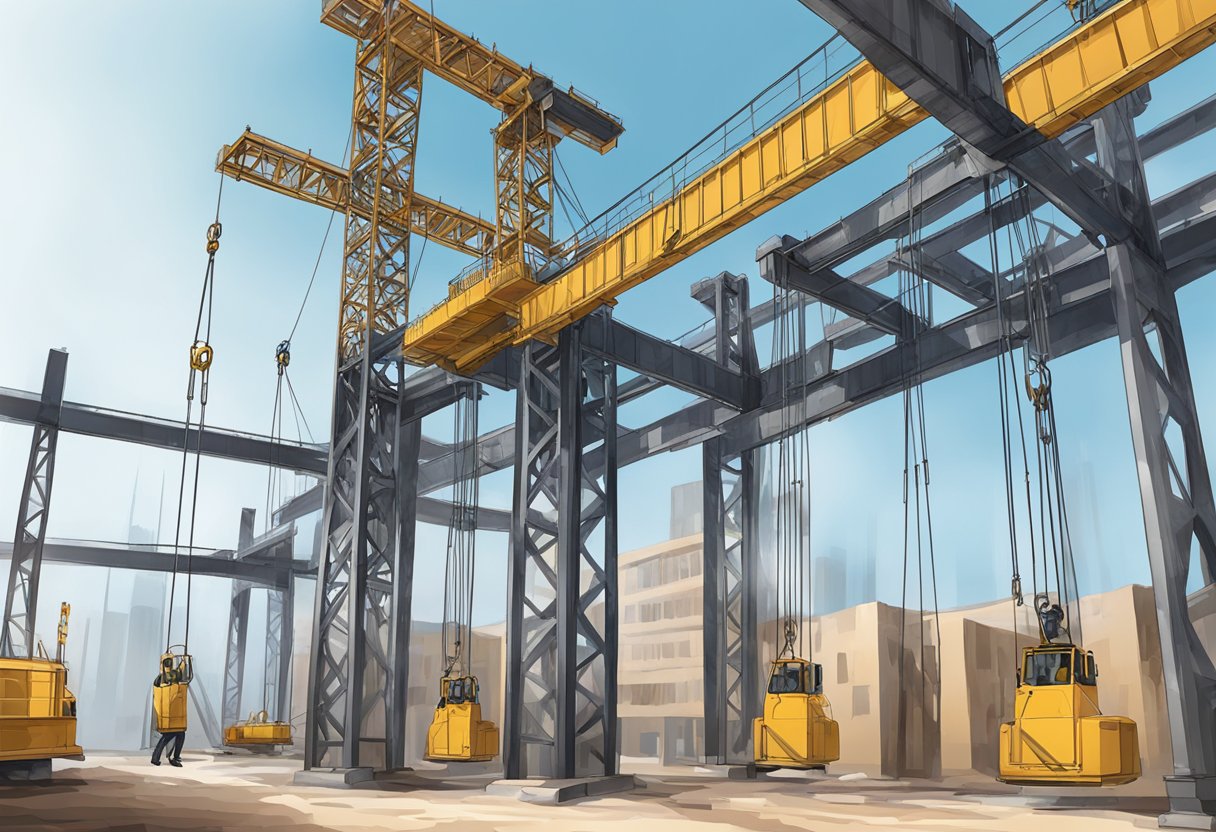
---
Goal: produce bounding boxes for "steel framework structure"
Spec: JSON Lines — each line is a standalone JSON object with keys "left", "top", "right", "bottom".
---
{"left": 504, "top": 323, "right": 618, "bottom": 779}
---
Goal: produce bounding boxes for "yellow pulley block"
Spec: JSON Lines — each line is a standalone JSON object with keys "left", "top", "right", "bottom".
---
{"left": 424, "top": 676, "right": 499, "bottom": 763}
{"left": 753, "top": 658, "right": 840, "bottom": 770}
{"left": 275, "top": 340, "right": 291, "bottom": 373}
{"left": 205, "top": 221, "right": 222, "bottom": 254}
{"left": 1024, "top": 367, "right": 1050, "bottom": 413}
{"left": 223, "top": 709, "right": 293, "bottom": 747}
{"left": 152, "top": 649, "right": 193, "bottom": 733}
{"left": 999, "top": 643, "right": 1140, "bottom": 786}
{"left": 190, "top": 341, "right": 213, "bottom": 372}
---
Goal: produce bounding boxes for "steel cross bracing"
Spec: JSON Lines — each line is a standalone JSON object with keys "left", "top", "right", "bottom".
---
{"left": 304, "top": 12, "right": 422, "bottom": 772}
{"left": 699, "top": 274, "right": 762, "bottom": 764}
{"left": 504, "top": 323, "right": 618, "bottom": 779}
{"left": 1095, "top": 96, "right": 1216, "bottom": 825}
{"left": 0, "top": 349, "right": 66, "bottom": 658}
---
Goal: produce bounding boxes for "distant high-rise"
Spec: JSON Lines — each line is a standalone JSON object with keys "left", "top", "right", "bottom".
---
{"left": 669, "top": 481, "right": 703, "bottom": 539}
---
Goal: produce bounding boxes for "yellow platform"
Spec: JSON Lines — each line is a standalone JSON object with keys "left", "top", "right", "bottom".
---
{"left": 0, "top": 656, "right": 82, "bottom": 763}
{"left": 999, "top": 643, "right": 1140, "bottom": 786}
{"left": 424, "top": 676, "right": 499, "bottom": 763}
{"left": 753, "top": 658, "right": 840, "bottom": 769}
{"left": 224, "top": 711, "right": 293, "bottom": 747}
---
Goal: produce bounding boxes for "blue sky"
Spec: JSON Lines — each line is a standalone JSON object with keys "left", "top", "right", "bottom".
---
{"left": 2, "top": 0, "right": 1216, "bottom": 651}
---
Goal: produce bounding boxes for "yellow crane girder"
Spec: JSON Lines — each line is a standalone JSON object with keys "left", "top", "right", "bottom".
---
{"left": 403, "top": 0, "right": 1216, "bottom": 371}
{"left": 216, "top": 130, "right": 494, "bottom": 258}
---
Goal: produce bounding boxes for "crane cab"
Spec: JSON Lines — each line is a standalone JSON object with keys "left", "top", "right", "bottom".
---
{"left": 152, "top": 650, "right": 192, "bottom": 733}
{"left": 753, "top": 658, "right": 840, "bottom": 769}
{"left": 999, "top": 643, "right": 1139, "bottom": 785}
{"left": 223, "top": 710, "right": 293, "bottom": 747}
{"left": 424, "top": 676, "right": 499, "bottom": 763}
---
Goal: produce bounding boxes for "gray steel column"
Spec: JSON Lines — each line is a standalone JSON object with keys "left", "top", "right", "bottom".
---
{"left": 504, "top": 319, "right": 618, "bottom": 780}
{"left": 696, "top": 274, "right": 759, "bottom": 764}
{"left": 223, "top": 584, "right": 251, "bottom": 728}
{"left": 701, "top": 437, "right": 727, "bottom": 763}
{"left": 1097, "top": 97, "right": 1216, "bottom": 827}
{"left": 304, "top": 354, "right": 406, "bottom": 772}
{"left": 1, "top": 348, "right": 67, "bottom": 659}
{"left": 386, "top": 415, "right": 420, "bottom": 770}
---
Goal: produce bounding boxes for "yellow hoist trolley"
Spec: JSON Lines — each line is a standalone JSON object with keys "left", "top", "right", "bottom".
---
{"left": 999, "top": 637, "right": 1139, "bottom": 785}
{"left": 424, "top": 675, "right": 499, "bottom": 763}
{"left": 0, "top": 602, "right": 82, "bottom": 764}
{"left": 753, "top": 658, "right": 840, "bottom": 769}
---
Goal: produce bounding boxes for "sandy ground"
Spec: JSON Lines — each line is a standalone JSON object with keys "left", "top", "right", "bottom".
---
{"left": 0, "top": 752, "right": 1170, "bottom": 832}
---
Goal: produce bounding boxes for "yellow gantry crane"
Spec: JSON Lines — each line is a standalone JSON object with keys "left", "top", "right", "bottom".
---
{"left": 217, "top": 0, "right": 623, "bottom": 365}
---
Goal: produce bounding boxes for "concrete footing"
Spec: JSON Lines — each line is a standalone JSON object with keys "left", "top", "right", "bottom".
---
{"left": 1160, "top": 775, "right": 1216, "bottom": 829}
{"left": 0, "top": 759, "right": 52, "bottom": 782}
{"left": 292, "top": 767, "right": 375, "bottom": 788}
{"left": 486, "top": 774, "right": 637, "bottom": 804}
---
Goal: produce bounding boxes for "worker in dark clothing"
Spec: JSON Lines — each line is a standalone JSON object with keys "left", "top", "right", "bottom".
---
{"left": 151, "top": 658, "right": 185, "bottom": 767}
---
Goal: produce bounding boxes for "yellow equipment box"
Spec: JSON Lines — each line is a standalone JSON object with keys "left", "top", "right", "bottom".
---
{"left": 152, "top": 650, "right": 193, "bottom": 733}
{"left": 0, "top": 656, "right": 82, "bottom": 763}
{"left": 999, "top": 643, "right": 1140, "bottom": 786}
{"left": 224, "top": 711, "right": 292, "bottom": 746}
{"left": 753, "top": 658, "right": 840, "bottom": 769}
{"left": 425, "top": 676, "right": 499, "bottom": 763}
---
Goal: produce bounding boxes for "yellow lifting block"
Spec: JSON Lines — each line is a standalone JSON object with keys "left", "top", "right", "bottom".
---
{"left": 424, "top": 676, "right": 499, "bottom": 763}
{"left": 753, "top": 658, "right": 840, "bottom": 770}
{"left": 0, "top": 657, "right": 82, "bottom": 763}
{"left": 999, "top": 643, "right": 1140, "bottom": 786}
{"left": 223, "top": 710, "right": 293, "bottom": 747}
{"left": 152, "top": 650, "right": 193, "bottom": 733}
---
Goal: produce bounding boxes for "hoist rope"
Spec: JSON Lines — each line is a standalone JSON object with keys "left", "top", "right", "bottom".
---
{"left": 165, "top": 174, "right": 225, "bottom": 655}
{"left": 894, "top": 166, "right": 943, "bottom": 773}
{"left": 442, "top": 388, "right": 480, "bottom": 678}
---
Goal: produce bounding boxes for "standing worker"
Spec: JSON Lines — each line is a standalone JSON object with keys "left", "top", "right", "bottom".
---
{"left": 151, "top": 652, "right": 191, "bottom": 767}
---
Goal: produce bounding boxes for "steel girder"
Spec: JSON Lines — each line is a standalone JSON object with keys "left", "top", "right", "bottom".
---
{"left": 700, "top": 274, "right": 761, "bottom": 764}
{"left": 504, "top": 323, "right": 618, "bottom": 779}
{"left": 0, "top": 384, "right": 328, "bottom": 477}
{"left": 1, "top": 349, "right": 67, "bottom": 658}
{"left": 223, "top": 583, "right": 252, "bottom": 730}
{"left": 797, "top": 0, "right": 1133, "bottom": 248}
{"left": 1096, "top": 97, "right": 1216, "bottom": 826}
{"left": 304, "top": 23, "right": 422, "bottom": 772}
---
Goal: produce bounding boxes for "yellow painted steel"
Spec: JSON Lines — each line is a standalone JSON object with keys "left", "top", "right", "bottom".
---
{"left": 216, "top": 130, "right": 495, "bottom": 258}
{"left": 0, "top": 602, "right": 82, "bottom": 764}
{"left": 223, "top": 711, "right": 293, "bottom": 747}
{"left": 753, "top": 658, "right": 840, "bottom": 769}
{"left": 999, "top": 643, "right": 1140, "bottom": 786}
{"left": 404, "top": 0, "right": 1216, "bottom": 371}
{"left": 424, "top": 676, "right": 499, "bottom": 763}
{"left": 152, "top": 651, "right": 192, "bottom": 734}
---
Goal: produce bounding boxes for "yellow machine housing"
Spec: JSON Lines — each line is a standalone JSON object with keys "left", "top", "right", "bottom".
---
{"left": 424, "top": 676, "right": 499, "bottom": 763}
{"left": 152, "top": 651, "right": 193, "bottom": 733}
{"left": 753, "top": 658, "right": 840, "bottom": 769}
{"left": 0, "top": 602, "right": 82, "bottom": 763}
{"left": 223, "top": 710, "right": 292, "bottom": 747}
{"left": 999, "top": 643, "right": 1140, "bottom": 786}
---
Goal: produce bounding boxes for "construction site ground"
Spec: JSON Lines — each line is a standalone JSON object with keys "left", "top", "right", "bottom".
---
{"left": 0, "top": 751, "right": 1171, "bottom": 831}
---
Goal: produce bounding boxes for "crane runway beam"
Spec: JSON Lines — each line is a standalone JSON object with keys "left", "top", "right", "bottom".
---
{"left": 402, "top": 0, "right": 1216, "bottom": 371}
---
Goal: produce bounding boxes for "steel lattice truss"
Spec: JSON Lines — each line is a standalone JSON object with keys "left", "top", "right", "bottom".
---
{"left": 504, "top": 326, "right": 618, "bottom": 779}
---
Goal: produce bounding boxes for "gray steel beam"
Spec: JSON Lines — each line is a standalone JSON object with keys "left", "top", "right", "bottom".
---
{"left": 759, "top": 234, "right": 923, "bottom": 336}
{"left": 1, "top": 349, "right": 67, "bottom": 657}
{"left": 0, "top": 539, "right": 309, "bottom": 586}
{"left": 387, "top": 417, "right": 420, "bottom": 770}
{"left": 580, "top": 310, "right": 758, "bottom": 410}
{"left": 274, "top": 480, "right": 511, "bottom": 533}
{"left": 798, "top": 0, "right": 1133, "bottom": 247}
{"left": 0, "top": 386, "right": 328, "bottom": 477}
{"left": 1095, "top": 97, "right": 1216, "bottom": 828}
